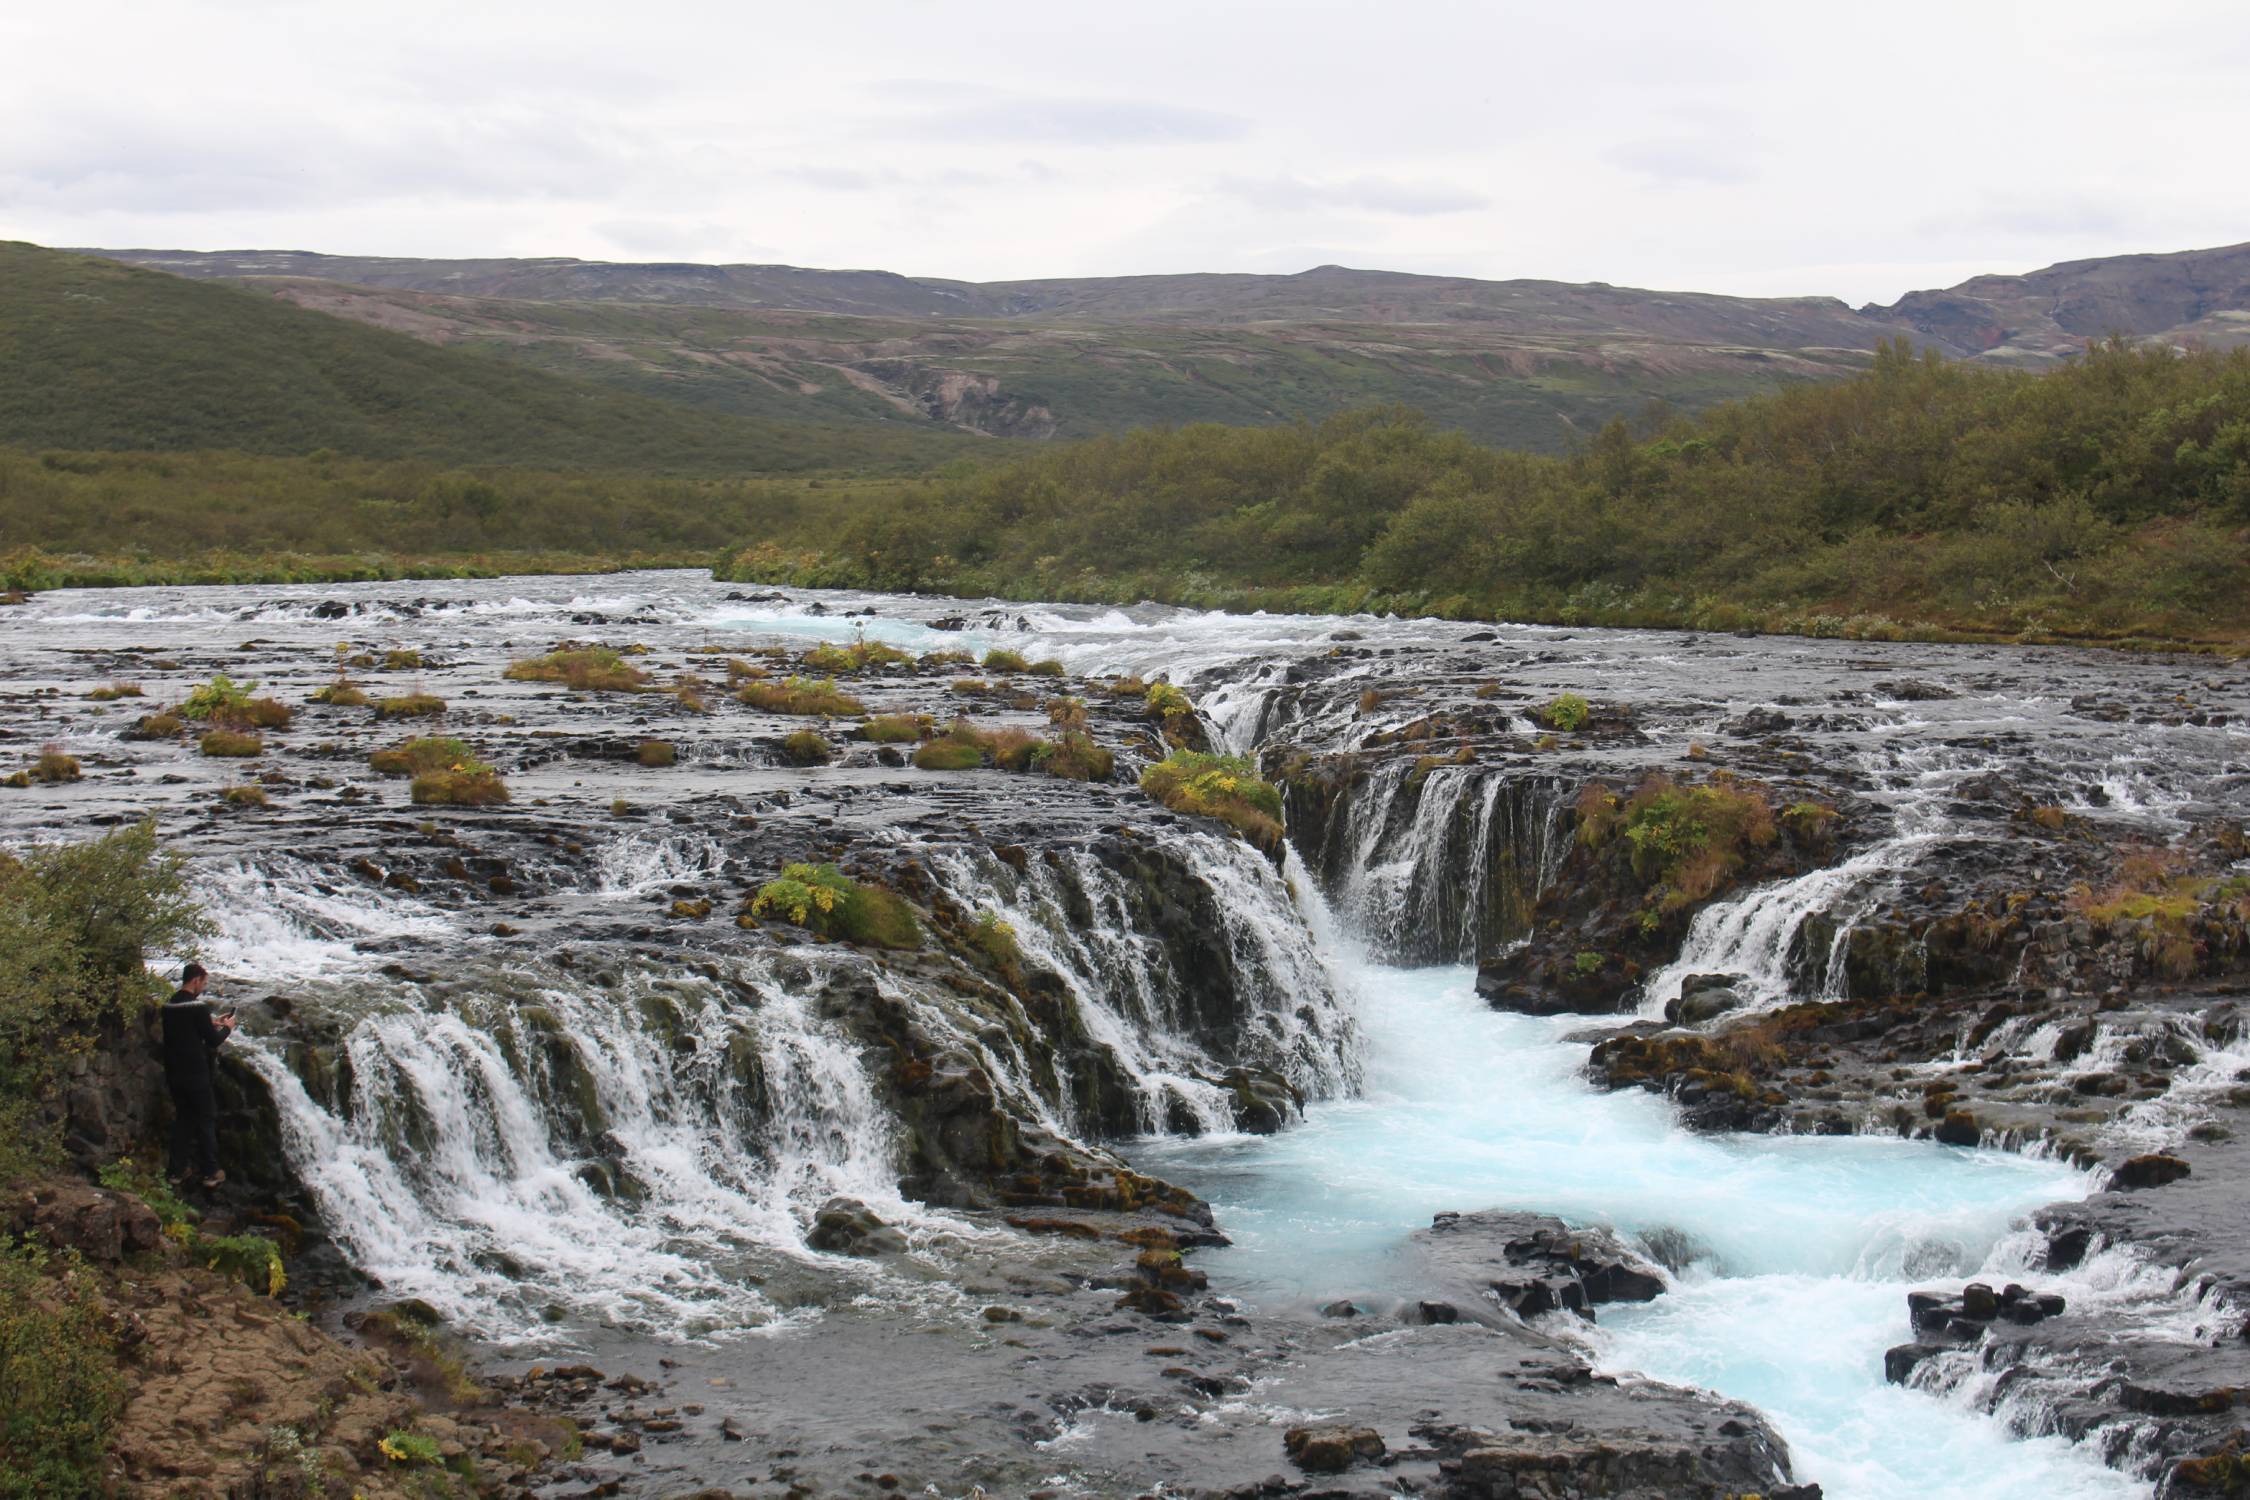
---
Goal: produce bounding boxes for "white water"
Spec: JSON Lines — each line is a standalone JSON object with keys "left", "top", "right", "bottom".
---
{"left": 1136, "top": 937, "right": 2147, "bottom": 1500}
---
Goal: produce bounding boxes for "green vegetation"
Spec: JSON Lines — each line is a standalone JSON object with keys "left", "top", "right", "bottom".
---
{"left": 220, "top": 784, "right": 268, "bottom": 808}
{"left": 804, "top": 639, "right": 912, "bottom": 673}
{"left": 982, "top": 648, "right": 1031, "bottom": 672}
{"left": 780, "top": 729, "right": 833, "bottom": 766}
{"left": 505, "top": 646, "right": 650, "bottom": 692}
{"left": 1139, "top": 751, "right": 1284, "bottom": 852}
{"left": 967, "top": 908, "right": 1023, "bottom": 970}
{"left": 84, "top": 681, "right": 140, "bottom": 702}
{"left": 1, "top": 1240, "right": 130, "bottom": 1499}
{"left": 908, "top": 716, "right": 1111, "bottom": 780}
{"left": 369, "top": 736, "right": 475, "bottom": 776}
{"left": 373, "top": 692, "right": 446, "bottom": 720}
{"left": 411, "top": 757, "right": 509, "bottom": 807}
{"left": 26, "top": 747, "right": 80, "bottom": 784}
{"left": 0, "top": 241, "right": 954, "bottom": 473}
{"left": 1540, "top": 693, "right": 1592, "bottom": 731}
{"left": 198, "top": 729, "right": 263, "bottom": 758}
{"left": 737, "top": 675, "right": 865, "bottom": 716}
{"left": 308, "top": 675, "right": 369, "bottom": 706}
{"left": 636, "top": 739, "right": 676, "bottom": 768}
{"left": 1577, "top": 774, "right": 1779, "bottom": 913}
{"left": 859, "top": 713, "right": 930, "bottom": 743}
{"left": 749, "top": 863, "right": 919, "bottom": 948}
{"left": 726, "top": 343, "right": 2250, "bottom": 649}
{"left": 0, "top": 823, "right": 205, "bottom": 1188}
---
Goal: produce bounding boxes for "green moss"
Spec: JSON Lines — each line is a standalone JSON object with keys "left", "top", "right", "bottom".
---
{"left": 1140, "top": 750, "right": 1284, "bottom": 852}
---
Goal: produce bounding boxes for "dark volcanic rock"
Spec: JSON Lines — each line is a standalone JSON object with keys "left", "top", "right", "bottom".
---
{"left": 1411, "top": 1210, "right": 1666, "bottom": 1324}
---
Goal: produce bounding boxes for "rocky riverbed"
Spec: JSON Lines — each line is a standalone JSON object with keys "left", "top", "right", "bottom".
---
{"left": 3, "top": 571, "right": 2245, "bottom": 1497}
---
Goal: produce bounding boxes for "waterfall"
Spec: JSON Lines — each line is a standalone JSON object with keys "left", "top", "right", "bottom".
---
{"left": 922, "top": 828, "right": 1359, "bottom": 1136}
{"left": 1297, "top": 759, "right": 1570, "bottom": 965}
{"left": 233, "top": 949, "right": 956, "bottom": 1345}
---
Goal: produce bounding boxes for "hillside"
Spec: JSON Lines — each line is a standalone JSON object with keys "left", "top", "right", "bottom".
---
{"left": 87, "top": 240, "right": 2250, "bottom": 452}
{"left": 0, "top": 242, "right": 958, "bottom": 471}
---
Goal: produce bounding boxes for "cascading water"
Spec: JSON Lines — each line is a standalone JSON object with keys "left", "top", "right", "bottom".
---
{"left": 920, "top": 829, "right": 1359, "bottom": 1135}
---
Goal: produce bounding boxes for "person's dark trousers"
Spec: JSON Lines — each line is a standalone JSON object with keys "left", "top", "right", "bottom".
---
{"left": 167, "top": 1077, "right": 219, "bottom": 1181}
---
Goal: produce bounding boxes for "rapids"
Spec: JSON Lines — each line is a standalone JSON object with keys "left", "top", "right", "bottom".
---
{"left": 7, "top": 569, "right": 2244, "bottom": 1496}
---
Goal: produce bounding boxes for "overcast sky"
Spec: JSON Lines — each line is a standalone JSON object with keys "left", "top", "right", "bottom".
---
{"left": 3, "top": 0, "right": 2244, "bottom": 304}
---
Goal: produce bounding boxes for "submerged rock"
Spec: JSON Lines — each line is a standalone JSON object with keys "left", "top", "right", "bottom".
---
{"left": 805, "top": 1197, "right": 908, "bottom": 1256}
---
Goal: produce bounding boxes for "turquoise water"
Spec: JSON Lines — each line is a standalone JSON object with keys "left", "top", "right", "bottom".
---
{"left": 1135, "top": 951, "right": 2146, "bottom": 1500}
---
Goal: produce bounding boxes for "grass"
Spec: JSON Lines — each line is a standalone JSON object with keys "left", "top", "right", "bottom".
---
{"left": 982, "top": 648, "right": 1031, "bottom": 673}
{"left": 373, "top": 692, "right": 445, "bottom": 720}
{"left": 308, "top": 676, "right": 369, "bottom": 706}
{"left": 913, "top": 738, "right": 988, "bottom": 770}
{"left": 780, "top": 729, "right": 833, "bottom": 765}
{"left": 1139, "top": 750, "right": 1284, "bottom": 852}
{"left": 636, "top": 739, "right": 676, "bottom": 767}
{"left": 28, "top": 746, "right": 80, "bottom": 784}
{"left": 911, "top": 716, "right": 1115, "bottom": 780}
{"left": 804, "top": 639, "right": 912, "bottom": 673}
{"left": 860, "top": 713, "right": 930, "bottom": 743}
{"left": 129, "top": 711, "right": 183, "bottom": 739}
{"left": 84, "top": 681, "right": 141, "bottom": 702}
{"left": 1033, "top": 732, "right": 1114, "bottom": 781}
{"left": 505, "top": 646, "right": 651, "bottom": 693}
{"left": 411, "top": 757, "right": 510, "bottom": 806}
{"left": 369, "top": 736, "right": 475, "bottom": 776}
{"left": 737, "top": 675, "right": 865, "bottom": 716}
{"left": 381, "top": 649, "right": 422, "bottom": 671}
{"left": 749, "top": 862, "right": 919, "bottom": 949}
{"left": 1577, "top": 773, "right": 1778, "bottom": 912}
{"left": 198, "top": 729, "right": 263, "bottom": 757}
{"left": 220, "top": 784, "right": 268, "bottom": 807}
{"left": 0, "top": 1246, "right": 129, "bottom": 1499}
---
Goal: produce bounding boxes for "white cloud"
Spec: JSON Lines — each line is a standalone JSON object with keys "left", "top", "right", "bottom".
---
{"left": 0, "top": 0, "right": 2241, "bottom": 303}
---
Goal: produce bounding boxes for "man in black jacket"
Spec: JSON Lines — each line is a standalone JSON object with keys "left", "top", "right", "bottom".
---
{"left": 162, "top": 961, "right": 236, "bottom": 1188}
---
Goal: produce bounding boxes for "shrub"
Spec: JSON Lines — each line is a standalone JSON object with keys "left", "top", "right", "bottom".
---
{"left": 948, "top": 678, "right": 990, "bottom": 695}
{"left": 180, "top": 673, "right": 254, "bottom": 722}
{"left": 220, "top": 784, "right": 268, "bottom": 808}
{"left": 724, "top": 658, "right": 766, "bottom": 684}
{"left": 1033, "top": 731, "right": 1114, "bottom": 782}
{"left": 750, "top": 863, "right": 919, "bottom": 948}
{"left": 0, "top": 1247, "right": 129, "bottom": 1498}
{"left": 378, "top": 1430, "right": 444, "bottom": 1466}
{"left": 780, "top": 730, "right": 833, "bottom": 766}
{"left": 982, "top": 648, "right": 1031, "bottom": 673}
{"left": 860, "top": 714, "right": 929, "bottom": 743}
{"left": 199, "top": 1231, "right": 287, "bottom": 1296}
{"left": 309, "top": 676, "right": 368, "bottom": 707}
{"left": 239, "top": 697, "right": 293, "bottom": 729}
{"left": 673, "top": 675, "right": 712, "bottom": 713}
{"left": 1140, "top": 751, "right": 1284, "bottom": 852}
{"left": 369, "top": 736, "right": 474, "bottom": 777}
{"left": 1144, "top": 682, "right": 1194, "bottom": 722}
{"left": 128, "top": 711, "right": 183, "bottom": 739}
{"left": 1025, "top": 659, "right": 1065, "bottom": 677}
{"left": 409, "top": 746, "right": 509, "bottom": 806}
{"left": 636, "top": 739, "right": 676, "bottom": 768}
{"left": 373, "top": 693, "right": 445, "bottom": 720}
{"left": 1540, "top": 693, "right": 1592, "bottom": 731}
{"left": 737, "top": 676, "right": 865, "bottom": 716}
{"left": 381, "top": 649, "right": 423, "bottom": 671}
{"left": 0, "top": 823, "right": 205, "bottom": 1172}
{"left": 198, "top": 729, "right": 263, "bottom": 757}
{"left": 918, "top": 649, "right": 975, "bottom": 669}
{"left": 84, "top": 681, "right": 141, "bottom": 702}
{"left": 1046, "top": 696, "right": 1089, "bottom": 732}
{"left": 505, "top": 646, "right": 650, "bottom": 693}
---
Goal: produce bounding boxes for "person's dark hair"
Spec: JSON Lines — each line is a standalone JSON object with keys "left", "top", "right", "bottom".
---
{"left": 181, "top": 961, "right": 207, "bottom": 984}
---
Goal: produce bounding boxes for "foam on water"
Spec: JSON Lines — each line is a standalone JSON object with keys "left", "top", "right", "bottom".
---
{"left": 1135, "top": 940, "right": 2144, "bottom": 1499}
